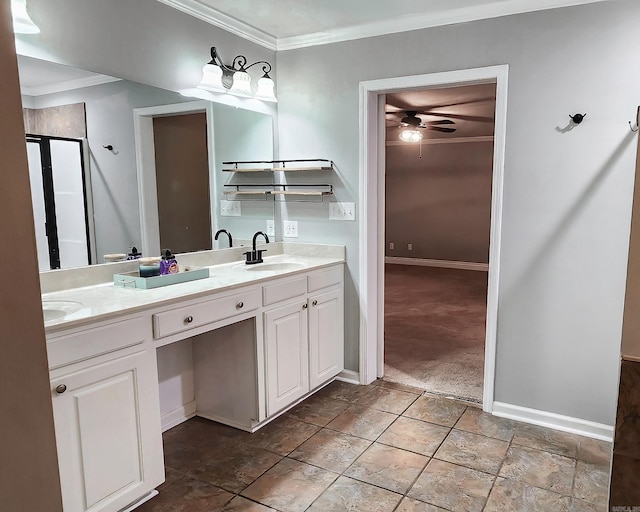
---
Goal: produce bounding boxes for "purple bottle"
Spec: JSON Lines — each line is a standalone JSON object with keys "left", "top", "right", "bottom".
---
{"left": 160, "top": 249, "right": 179, "bottom": 275}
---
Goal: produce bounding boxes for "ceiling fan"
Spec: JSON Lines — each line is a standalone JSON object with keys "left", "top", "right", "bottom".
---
{"left": 394, "top": 111, "right": 457, "bottom": 134}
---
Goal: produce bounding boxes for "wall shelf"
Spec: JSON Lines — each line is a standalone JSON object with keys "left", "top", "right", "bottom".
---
{"left": 223, "top": 184, "right": 333, "bottom": 203}
{"left": 222, "top": 158, "right": 334, "bottom": 173}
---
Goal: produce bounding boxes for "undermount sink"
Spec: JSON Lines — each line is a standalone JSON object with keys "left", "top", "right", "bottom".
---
{"left": 245, "top": 262, "right": 306, "bottom": 272}
{"left": 42, "top": 300, "right": 84, "bottom": 322}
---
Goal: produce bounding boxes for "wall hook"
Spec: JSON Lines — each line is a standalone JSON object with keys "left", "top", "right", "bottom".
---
{"left": 103, "top": 144, "right": 114, "bottom": 151}
{"left": 569, "top": 113, "right": 586, "bottom": 125}
{"left": 630, "top": 107, "right": 640, "bottom": 132}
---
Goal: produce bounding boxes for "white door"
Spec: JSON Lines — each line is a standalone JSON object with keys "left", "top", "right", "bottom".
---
{"left": 26, "top": 141, "right": 50, "bottom": 271}
{"left": 51, "top": 351, "right": 164, "bottom": 512}
{"left": 308, "top": 287, "right": 344, "bottom": 390}
{"left": 264, "top": 301, "right": 309, "bottom": 415}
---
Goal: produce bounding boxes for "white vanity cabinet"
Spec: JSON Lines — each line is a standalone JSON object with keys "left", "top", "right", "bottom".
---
{"left": 47, "top": 316, "right": 164, "bottom": 512}
{"left": 263, "top": 265, "right": 344, "bottom": 416}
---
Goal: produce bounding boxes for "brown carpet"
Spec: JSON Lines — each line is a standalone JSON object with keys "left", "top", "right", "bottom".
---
{"left": 384, "top": 264, "right": 488, "bottom": 404}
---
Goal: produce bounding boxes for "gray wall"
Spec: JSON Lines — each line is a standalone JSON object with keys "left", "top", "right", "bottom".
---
{"left": 276, "top": 0, "right": 640, "bottom": 425}
{"left": 385, "top": 141, "right": 493, "bottom": 262}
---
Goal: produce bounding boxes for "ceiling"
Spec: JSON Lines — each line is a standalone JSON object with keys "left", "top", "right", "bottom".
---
{"left": 386, "top": 83, "right": 497, "bottom": 142}
{"left": 156, "top": 0, "right": 612, "bottom": 50}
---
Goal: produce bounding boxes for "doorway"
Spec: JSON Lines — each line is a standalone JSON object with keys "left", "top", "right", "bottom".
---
{"left": 359, "top": 65, "right": 509, "bottom": 413}
{"left": 382, "top": 84, "right": 496, "bottom": 403}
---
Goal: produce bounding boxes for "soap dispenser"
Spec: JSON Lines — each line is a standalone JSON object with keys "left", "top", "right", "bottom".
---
{"left": 160, "top": 249, "right": 179, "bottom": 275}
{"left": 127, "top": 246, "right": 142, "bottom": 260}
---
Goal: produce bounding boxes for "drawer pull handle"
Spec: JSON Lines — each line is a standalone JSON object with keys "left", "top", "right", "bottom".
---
{"left": 184, "top": 315, "right": 194, "bottom": 324}
{"left": 55, "top": 384, "right": 67, "bottom": 394}
{"left": 236, "top": 301, "right": 244, "bottom": 309}
{"left": 312, "top": 300, "right": 318, "bottom": 306}
{"left": 302, "top": 303, "right": 308, "bottom": 309}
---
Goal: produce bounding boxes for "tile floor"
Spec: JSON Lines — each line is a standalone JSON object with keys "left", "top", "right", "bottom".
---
{"left": 138, "top": 380, "right": 612, "bottom": 512}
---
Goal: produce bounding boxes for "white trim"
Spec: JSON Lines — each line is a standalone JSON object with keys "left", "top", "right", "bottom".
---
{"left": 155, "top": 0, "right": 277, "bottom": 50}
{"left": 160, "top": 400, "right": 197, "bottom": 432}
{"left": 386, "top": 135, "right": 494, "bottom": 147}
{"left": 336, "top": 369, "right": 360, "bottom": 385}
{"left": 133, "top": 100, "right": 217, "bottom": 257}
{"left": 20, "top": 74, "right": 121, "bottom": 97}
{"left": 493, "top": 402, "right": 614, "bottom": 442}
{"left": 385, "top": 257, "right": 489, "bottom": 272}
{"left": 121, "top": 491, "right": 159, "bottom": 512}
{"left": 359, "top": 65, "right": 509, "bottom": 415}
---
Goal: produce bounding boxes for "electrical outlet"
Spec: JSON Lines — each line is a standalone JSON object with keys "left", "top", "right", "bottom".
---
{"left": 408, "top": 243, "right": 413, "bottom": 251}
{"left": 329, "top": 202, "right": 356, "bottom": 221}
{"left": 220, "top": 200, "right": 241, "bottom": 217}
{"left": 284, "top": 220, "right": 298, "bottom": 237}
{"left": 389, "top": 242, "right": 394, "bottom": 250}
{"left": 266, "top": 220, "right": 275, "bottom": 237}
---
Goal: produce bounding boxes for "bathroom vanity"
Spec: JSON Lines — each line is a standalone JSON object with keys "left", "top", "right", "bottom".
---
{"left": 42, "top": 243, "right": 345, "bottom": 512}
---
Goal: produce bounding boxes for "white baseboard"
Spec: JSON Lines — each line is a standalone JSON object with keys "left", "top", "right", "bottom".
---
{"left": 161, "top": 400, "right": 197, "bottom": 432}
{"left": 336, "top": 369, "right": 360, "bottom": 385}
{"left": 385, "top": 256, "right": 489, "bottom": 272}
{"left": 492, "top": 401, "right": 614, "bottom": 442}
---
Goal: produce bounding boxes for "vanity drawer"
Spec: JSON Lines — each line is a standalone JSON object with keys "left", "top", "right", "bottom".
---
{"left": 153, "top": 289, "right": 260, "bottom": 339}
{"left": 308, "top": 265, "right": 343, "bottom": 293}
{"left": 47, "top": 316, "right": 146, "bottom": 370}
{"left": 263, "top": 276, "right": 306, "bottom": 306}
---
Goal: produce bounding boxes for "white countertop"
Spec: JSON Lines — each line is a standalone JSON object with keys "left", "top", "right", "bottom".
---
{"left": 42, "top": 251, "right": 344, "bottom": 334}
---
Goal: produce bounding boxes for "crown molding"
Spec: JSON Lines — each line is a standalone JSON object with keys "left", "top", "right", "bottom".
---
{"left": 276, "top": 0, "right": 614, "bottom": 50}
{"left": 155, "top": 0, "right": 277, "bottom": 50}
{"left": 21, "top": 75, "right": 121, "bottom": 97}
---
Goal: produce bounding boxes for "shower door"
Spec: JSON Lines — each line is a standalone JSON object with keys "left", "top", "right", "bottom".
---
{"left": 26, "top": 135, "right": 92, "bottom": 270}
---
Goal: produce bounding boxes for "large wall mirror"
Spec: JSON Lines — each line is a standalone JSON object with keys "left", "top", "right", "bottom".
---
{"left": 17, "top": 55, "right": 275, "bottom": 271}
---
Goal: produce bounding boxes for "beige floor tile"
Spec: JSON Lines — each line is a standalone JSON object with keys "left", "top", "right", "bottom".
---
{"left": 499, "top": 445, "right": 576, "bottom": 495}
{"left": 454, "top": 407, "right": 516, "bottom": 442}
{"left": 307, "top": 476, "right": 403, "bottom": 512}
{"left": 512, "top": 423, "right": 579, "bottom": 458}
{"left": 572, "top": 460, "right": 610, "bottom": 506}
{"left": 569, "top": 498, "right": 607, "bottom": 512}
{"left": 377, "top": 416, "right": 450, "bottom": 457}
{"left": 315, "top": 380, "right": 376, "bottom": 402}
{"left": 355, "top": 385, "right": 420, "bottom": 414}
{"left": 243, "top": 415, "right": 320, "bottom": 456}
{"left": 185, "top": 444, "right": 282, "bottom": 493}
{"left": 403, "top": 396, "right": 467, "bottom": 427}
{"left": 408, "top": 459, "right": 494, "bottom": 512}
{"left": 326, "top": 404, "right": 398, "bottom": 441}
{"left": 377, "top": 379, "right": 429, "bottom": 395}
{"left": 137, "top": 477, "right": 234, "bottom": 512}
{"left": 221, "top": 496, "right": 277, "bottom": 511}
{"left": 286, "top": 395, "right": 350, "bottom": 427}
{"left": 395, "top": 497, "right": 447, "bottom": 511}
{"left": 344, "top": 442, "right": 429, "bottom": 493}
{"left": 484, "top": 477, "right": 570, "bottom": 512}
{"left": 289, "top": 429, "right": 371, "bottom": 473}
{"left": 577, "top": 437, "right": 612, "bottom": 466}
{"left": 241, "top": 458, "right": 336, "bottom": 512}
{"left": 434, "top": 429, "right": 509, "bottom": 475}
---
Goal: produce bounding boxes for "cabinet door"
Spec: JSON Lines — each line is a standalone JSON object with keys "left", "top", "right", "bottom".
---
{"left": 51, "top": 350, "right": 164, "bottom": 512}
{"left": 309, "top": 287, "right": 344, "bottom": 389}
{"left": 264, "top": 301, "right": 309, "bottom": 415}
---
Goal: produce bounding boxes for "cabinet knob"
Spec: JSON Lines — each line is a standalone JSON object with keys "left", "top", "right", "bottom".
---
{"left": 236, "top": 301, "right": 244, "bottom": 309}
{"left": 184, "top": 315, "right": 194, "bottom": 324}
{"left": 302, "top": 303, "right": 308, "bottom": 309}
{"left": 55, "top": 384, "right": 67, "bottom": 394}
{"left": 312, "top": 300, "right": 318, "bottom": 306}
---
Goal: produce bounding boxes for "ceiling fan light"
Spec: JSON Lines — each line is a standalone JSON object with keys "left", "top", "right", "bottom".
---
{"left": 229, "top": 70, "right": 253, "bottom": 97}
{"left": 11, "top": 0, "right": 40, "bottom": 34}
{"left": 399, "top": 129, "right": 423, "bottom": 143}
{"left": 197, "top": 63, "right": 227, "bottom": 93}
{"left": 255, "top": 75, "right": 277, "bottom": 102}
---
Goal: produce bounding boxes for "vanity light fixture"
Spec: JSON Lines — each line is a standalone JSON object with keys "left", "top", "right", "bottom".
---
{"left": 399, "top": 129, "right": 423, "bottom": 143}
{"left": 197, "top": 46, "right": 277, "bottom": 102}
{"left": 11, "top": 0, "right": 40, "bottom": 34}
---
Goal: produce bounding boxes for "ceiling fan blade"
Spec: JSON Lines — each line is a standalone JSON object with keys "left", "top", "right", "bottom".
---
{"left": 428, "top": 126, "right": 457, "bottom": 133}
{"left": 425, "top": 119, "right": 455, "bottom": 125}
{"left": 423, "top": 112, "right": 493, "bottom": 123}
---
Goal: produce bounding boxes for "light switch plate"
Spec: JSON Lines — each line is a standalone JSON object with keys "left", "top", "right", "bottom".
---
{"left": 266, "top": 220, "right": 275, "bottom": 237}
{"left": 284, "top": 220, "right": 298, "bottom": 238}
{"left": 329, "top": 202, "right": 356, "bottom": 221}
{"left": 220, "top": 200, "right": 241, "bottom": 217}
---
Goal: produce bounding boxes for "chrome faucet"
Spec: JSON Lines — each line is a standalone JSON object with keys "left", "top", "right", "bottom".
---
{"left": 214, "top": 229, "right": 233, "bottom": 248}
{"left": 244, "top": 231, "right": 269, "bottom": 264}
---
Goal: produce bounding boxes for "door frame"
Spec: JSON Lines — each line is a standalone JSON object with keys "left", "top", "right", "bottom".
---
{"left": 133, "top": 101, "right": 216, "bottom": 257}
{"left": 358, "top": 65, "right": 509, "bottom": 412}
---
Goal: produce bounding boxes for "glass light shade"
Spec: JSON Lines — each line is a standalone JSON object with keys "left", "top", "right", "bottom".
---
{"left": 399, "top": 129, "right": 423, "bottom": 143}
{"left": 11, "top": 0, "right": 40, "bottom": 34}
{"left": 255, "top": 76, "right": 277, "bottom": 102}
{"left": 197, "top": 63, "right": 226, "bottom": 93}
{"left": 229, "top": 70, "right": 252, "bottom": 97}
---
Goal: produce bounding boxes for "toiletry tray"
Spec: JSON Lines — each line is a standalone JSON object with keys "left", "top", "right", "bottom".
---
{"left": 113, "top": 267, "right": 210, "bottom": 289}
